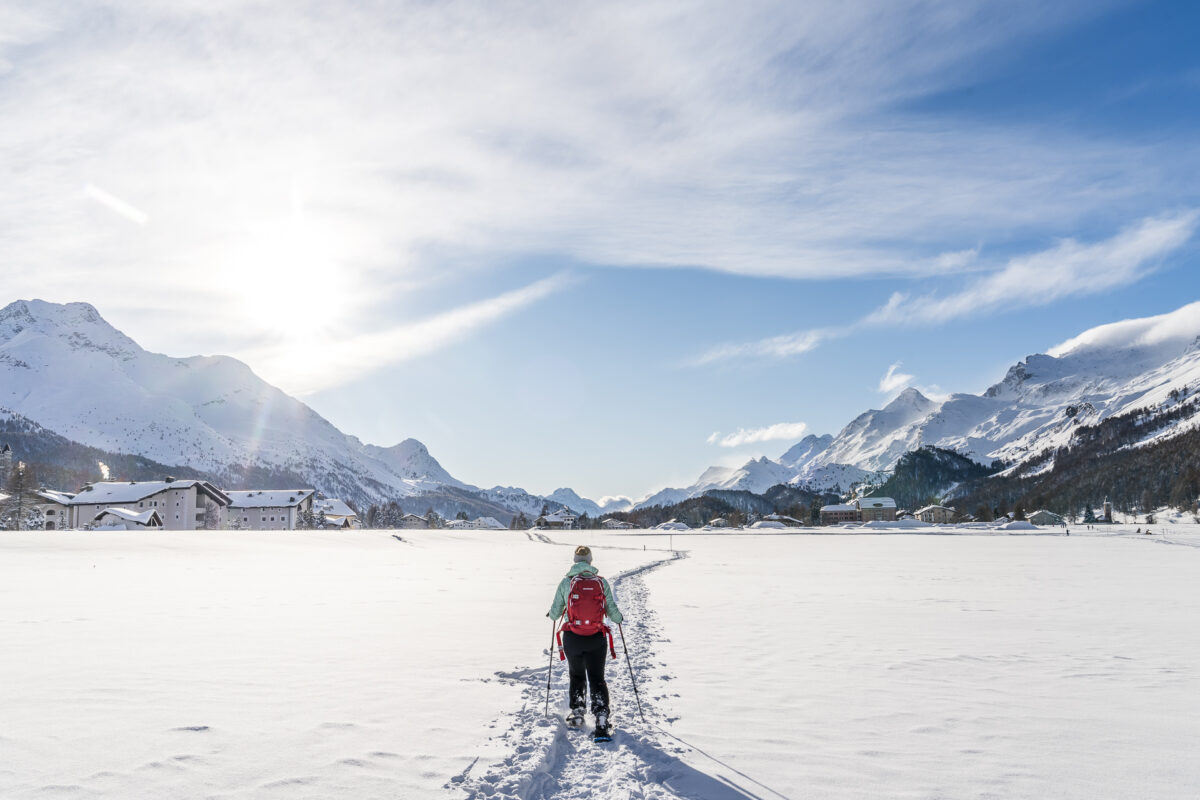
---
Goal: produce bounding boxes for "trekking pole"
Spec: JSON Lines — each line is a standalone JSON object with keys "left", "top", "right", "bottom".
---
{"left": 545, "top": 617, "right": 557, "bottom": 717}
{"left": 617, "top": 623, "right": 646, "bottom": 723}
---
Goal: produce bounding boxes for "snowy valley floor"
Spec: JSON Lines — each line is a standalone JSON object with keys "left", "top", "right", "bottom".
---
{"left": 1, "top": 526, "right": 1199, "bottom": 799}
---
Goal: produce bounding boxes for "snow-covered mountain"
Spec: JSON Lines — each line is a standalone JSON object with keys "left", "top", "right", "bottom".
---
{"left": 645, "top": 300, "right": 1200, "bottom": 504}
{"left": 0, "top": 299, "right": 469, "bottom": 506}
{"left": 545, "top": 488, "right": 633, "bottom": 516}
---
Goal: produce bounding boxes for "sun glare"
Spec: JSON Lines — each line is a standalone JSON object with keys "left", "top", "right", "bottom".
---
{"left": 227, "top": 220, "right": 350, "bottom": 341}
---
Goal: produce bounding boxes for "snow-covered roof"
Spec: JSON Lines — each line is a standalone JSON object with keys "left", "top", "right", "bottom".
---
{"left": 93, "top": 507, "right": 161, "bottom": 526}
{"left": 34, "top": 489, "right": 75, "bottom": 505}
{"left": 821, "top": 504, "right": 857, "bottom": 512}
{"left": 914, "top": 505, "right": 955, "bottom": 514}
{"left": 315, "top": 498, "right": 356, "bottom": 518}
{"left": 539, "top": 510, "right": 577, "bottom": 523}
{"left": 226, "top": 489, "right": 315, "bottom": 509}
{"left": 69, "top": 480, "right": 230, "bottom": 506}
{"left": 474, "top": 517, "right": 505, "bottom": 529}
{"left": 856, "top": 497, "right": 897, "bottom": 509}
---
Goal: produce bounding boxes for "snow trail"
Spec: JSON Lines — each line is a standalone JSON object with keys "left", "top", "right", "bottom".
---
{"left": 455, "top": 545, "right": 779, "bottom": 800}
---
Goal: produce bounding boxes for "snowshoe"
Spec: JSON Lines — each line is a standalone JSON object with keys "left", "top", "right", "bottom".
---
{"left": 592, "top": 711, "right": 613, "bottom": 742}
{"left": 565, "top": 709, "right": 586, "bottom": 728}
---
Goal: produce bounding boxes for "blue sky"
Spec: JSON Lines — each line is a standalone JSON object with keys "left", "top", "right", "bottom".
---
{"left": 3, "top": 0, "right": 1199, "bottom": 501}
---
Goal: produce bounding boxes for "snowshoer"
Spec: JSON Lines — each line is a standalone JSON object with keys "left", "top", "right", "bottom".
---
{"left": 547, "top": 545, "right": 624, "bottom": 738}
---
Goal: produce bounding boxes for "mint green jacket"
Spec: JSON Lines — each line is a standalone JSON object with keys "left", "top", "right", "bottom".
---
{"left": 548, "top": 562, "right": 624, "bottom": 624}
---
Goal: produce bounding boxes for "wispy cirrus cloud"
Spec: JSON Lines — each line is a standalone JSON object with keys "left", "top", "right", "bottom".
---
{"left": 250, "top": 272, "right": 576, "bottom": 394}
{"left": 877, "top": 362, "right": 915, "bottom": 393}
{"left": 690, "top": 327, "right": 841, "bottom": 366}
{"left": 83, "top": 184, "right": 149, "bottom": 226}
{"left": 707, "top": 421, "right": 809, "bottom": 448}
{"left": 694, "top": 211, "right": 1200, "bottom": 366}
{"left": 0, "top": 0, "right": 1172, "bottom": 358}
{"left": 866, "top": 211, "right": 1200, "bottom": 326}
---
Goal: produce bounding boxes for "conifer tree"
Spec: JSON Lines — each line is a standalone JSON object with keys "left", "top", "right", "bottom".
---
{"left": 0, "top": 462, "right": 37, "bottom": 531}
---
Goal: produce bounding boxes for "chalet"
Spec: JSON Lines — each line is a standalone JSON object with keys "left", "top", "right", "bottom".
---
{"left": 536, "top": 510, "right": 578, "bottom": 529}
{"left": 856, "top": 496, "right": 897, "bottom": 522}
{"left": 398, "top": 513, "right": 430, "bottom": 529}
{"left": 602, "top": 518, "right": 635, "bottom": 530}
{"left": 315, "top": 498, "right": 358, "bottom": 529}
{"left": 707, "top": 518, "right": 729, "bottom": 528}
{"left": 819, "top": 503, "right": 859, "bottom": 525}
{"left": 914, "top": 504, "right": 957, "bottom": 524}
{"left": 1027, "top": 509, "right": 1065, "bottom": 526}
{"left": 762, "top": 513, "right": 804, "bottom": 527}
{"left": 474, "top": 516, "right": 506, "bottom": 529}
{"left": 67, "top": 479, "right": 230, "bottom": 530}
{"left": 33, "top": 489, "right": 74, "bottom": 530}
{"left": 91, "top": 508, "right": 163, "bottom": 530}
{"left": 226, "top": 489, "right": 316, "bottom": 530}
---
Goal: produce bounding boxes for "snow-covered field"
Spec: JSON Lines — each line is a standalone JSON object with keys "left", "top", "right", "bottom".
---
{"left": 2, "top": 527, "right": 1198, "bottom": 799}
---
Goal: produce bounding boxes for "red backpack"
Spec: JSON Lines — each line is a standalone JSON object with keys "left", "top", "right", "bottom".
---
{"left": 567, "top": 575, "right": 608, "bottom": 635}
{"left": 557, "top": 574, "right": 616, "bottom": 659}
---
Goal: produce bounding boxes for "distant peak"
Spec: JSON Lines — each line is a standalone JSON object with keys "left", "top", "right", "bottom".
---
{"left": 884, "top": 386, "right": 930, "bottom": 410}
{"left": 0, "top": 299, "right": 138, "bottom": 357}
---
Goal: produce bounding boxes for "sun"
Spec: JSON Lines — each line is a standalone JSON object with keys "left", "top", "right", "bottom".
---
{"left": 227, "top": 218, "right": 351, "bottom": 342}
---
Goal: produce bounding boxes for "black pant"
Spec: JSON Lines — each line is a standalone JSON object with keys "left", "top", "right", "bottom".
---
{"left": 562, "top": 630, "right": 609, "bottom": 714}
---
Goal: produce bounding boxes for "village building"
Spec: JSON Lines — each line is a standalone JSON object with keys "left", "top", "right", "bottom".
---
{"left": 444, "top": 516, "right": 505, "bottom": 530}
{"left": 32, "top": 489, "right": 74, "bottom": 530}
{"left": 914, "top": 504, "right": 957, "bottom": 524}
{"left": 398, "top": 513, "right": 430, "bottom": 529}
{"left": 91, "top": 508, "right": 163, "bottom": 530}
{"left": 856, "top": 496, "right": 898, "bottom": 522}
{"left": 819, "top": 503, "right": 859, "bottom": 525}
{"left": 315, "top": 498, "right": 359, "bottom": 529}
{"left": 536, "top": 510, "right": 578, "bottom": 529}
{"left": 707, "top": 517, "right": 729, "bottom": 528}
{"left": 226, "top": 489, "right": 316, "bottom": 530}
{"left": 602, "top": 518, "right": 635, "bottom": 529}
{"left": 68, "top": 479, "right": 230, "bottom": 530}
{"left": 1028, "top": 509, "right": 1065, "bottom": 526}
{"left": 762, "top": 513, "right": 804, "bottom": 527}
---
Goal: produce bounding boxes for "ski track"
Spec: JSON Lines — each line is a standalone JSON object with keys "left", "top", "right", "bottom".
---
{"left": 455, "top": 545, "right": 767, "bottom": 800}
